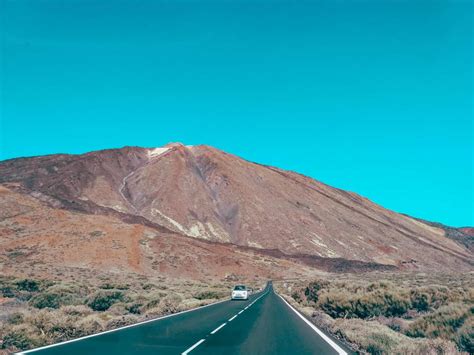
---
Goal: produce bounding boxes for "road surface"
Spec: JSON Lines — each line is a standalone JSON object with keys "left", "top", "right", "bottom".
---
{"left": 20, "top": 283, "right": 349, "bottom": 355}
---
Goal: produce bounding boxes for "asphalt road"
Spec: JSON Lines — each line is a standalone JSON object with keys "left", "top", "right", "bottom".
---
{"left": 20, "top": 283, "right": 349, "bottom": 355}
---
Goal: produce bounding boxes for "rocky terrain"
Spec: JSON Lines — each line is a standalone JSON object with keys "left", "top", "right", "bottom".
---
{"left": 0, "top": 143, "right": 471, "bottom": 275}
{"left": 0, "top": 185, "right": 314, "bottom": 281}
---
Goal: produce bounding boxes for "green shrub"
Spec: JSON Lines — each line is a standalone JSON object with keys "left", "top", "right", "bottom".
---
{"left": 1, "top": 286, "right": 15, "bottom": 298}
{"left": 410, "top": 289, "right": 430, "bottom": 311}
{"left": 456, "top": 316, "right": 474, "bottom": 353}
{"left": 87, "top": 291, "right": 124, "bottom": 311}
{"left": 29, "top": 293, "right": 61, "bottom": 309}
{"left": 291, "top": 291, "right": 302, "bottom": 302}
{"left": 126, "top": 303, "right": 142, "bottom": 314}
{"left": 365, "top": 332, "right": 396, "bottom": 354}
{"left": 16, "top": 279, "right": 40, "bottom": 292}
{"left": 304, "top": 280, "right": 329, "bottom": 303}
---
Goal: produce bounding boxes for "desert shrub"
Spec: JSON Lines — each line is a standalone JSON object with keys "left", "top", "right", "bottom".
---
{"left": 1, "top": 286, "right": 15, "bottom": 298}
{"left": 143, "top": 298, "right": 161, "bottom": 311}
{"left": 25, "top": 309, "right": 54, "bottom": 335}
{"left": 376, "top": 316, "right": 409, "bottom": 333}
{"left": 19, "top": 309, "right": 104, "bottom": 344}
{"left": 193, "top": 290, "right": 223, "bottom": 300}
{"left": 142, "top": 291, "right": 166, "bottom": 311}
{"left": 410, "top": 289, "right": 431, "bottom": 312}
{"left": 60, "top": 305, "right": 92, "bottom": 317}
{"left": 30, "top": 293, "right": 65, "bottom": 309}
{"left": 365, "top": 332, "right": 396, "bottom": 354}
{"left": 144, "top": 306, "right": 164, "bottom": 317}
{"left": 291, "top": 291, "right": 302, "bottom": 302}
{"left": 159, "top": 293, "right": 183, "bottom": 314}
{"left": 304, "top": 279, "right": 329, "bottom": 303}
{"left": 332, "top": 318, "right": 459, "bottom": 355}
{"left": 126, "top": 303, "right": 142, "bottom": 314}
{"left": 425, "top": 286, "right": 453, "bottom": 308}
{"left": 318, "top": 288, "right": 410, "bottom": 319}
{"left": 46, "top": 315, "right": 78, "bottom": 341}
{"left": 367, "top": 282, "right": 391, "bottom": 292}
{"left": 48, "top": 314, "right": 104, "bottom": 341}
{"left": 74, "top": 315, "right": 104, "bottom": 336}
{"left": 406, "top": 303, "right": 472, "bottom": 339}
{"left": 16, "top": 279, "right": 40, "bottom": 292}
{"left": 1, "top": 324, "right": 45, "bottom": 350}
{"left": 105, "top": 315, "right": 138, "bottom": 329}
{"left": 456, "top": 316, "right": 474, "bottom": 353}
{"left": 87, "top": 291, "right": 124, "bottom": 311}
{"left": 100, "top": 283, "right": 129, "bottom": 290}
{"left": 107, "top": 302, "right": 129, "bottom": 316}
{"left": 7, "top": 312, "right": 24, "bottom": 325}
{"left": 145, "top": 293, "right": 182, "bottom": 316}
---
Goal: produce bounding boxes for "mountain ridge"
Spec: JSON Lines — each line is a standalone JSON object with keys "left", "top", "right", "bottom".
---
{"left": 0, "top": 143, "right": 472, "bottom": 274}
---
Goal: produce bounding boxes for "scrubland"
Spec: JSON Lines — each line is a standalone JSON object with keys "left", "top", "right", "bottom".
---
{"left": 0, "top": 268, "right": 261, "bottom": 354}
{"left": 275, "top": 272, "right": 473, "bottom": 355}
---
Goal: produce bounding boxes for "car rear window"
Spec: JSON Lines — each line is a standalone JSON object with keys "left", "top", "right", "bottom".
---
{"left": 234, "top": 285, "right": 246, "bottom": 291}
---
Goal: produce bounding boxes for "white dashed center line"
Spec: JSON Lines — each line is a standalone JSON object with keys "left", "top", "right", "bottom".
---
{"left": 182, "top": 339, "right": 205, "bottom": 355}
{"left": 210, "top": 323, "right": 227, "bottom": 335}
{"left": 182, "top": 290, "right": 269, "bottom": 354}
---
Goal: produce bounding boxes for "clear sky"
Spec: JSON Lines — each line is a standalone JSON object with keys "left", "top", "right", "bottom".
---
{"left": 1, "top": 0, "right": 472, "bottom": 226}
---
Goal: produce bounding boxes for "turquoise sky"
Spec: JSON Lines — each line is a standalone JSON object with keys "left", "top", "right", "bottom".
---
{"left": 1, "top": 0, "right": 472, "bottom": 226}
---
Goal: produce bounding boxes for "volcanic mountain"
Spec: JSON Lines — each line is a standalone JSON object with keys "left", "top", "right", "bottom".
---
{"left": 0, "top": 143, "right": 472, "bottom": 276}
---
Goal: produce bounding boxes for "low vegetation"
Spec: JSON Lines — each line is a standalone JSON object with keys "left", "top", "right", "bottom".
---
{"left": 0, "top": 269, "right": 261, "bottom": 354}
{"left": 276, "top": 272, "right": 473, "bottom": 354}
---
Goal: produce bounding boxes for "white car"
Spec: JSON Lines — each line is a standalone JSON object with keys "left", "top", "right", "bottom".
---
{"left": 231, "top": 285, "right": 249, "bottom": 300}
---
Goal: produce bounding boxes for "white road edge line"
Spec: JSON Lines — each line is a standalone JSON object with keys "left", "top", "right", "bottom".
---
{"left": 182, "top": 339, "right": 206, "bottom": 355}
{"left": 228, "top": 315, "right": 238, "bottom": 321}
{"left": 277, "top": 294, "right": 347, "bottom": 355}
{"left": 210, "top": 323, "right": 227, "bottom": 335}
{"left": 16, "top": 298, "right": 230, "bottom": 354}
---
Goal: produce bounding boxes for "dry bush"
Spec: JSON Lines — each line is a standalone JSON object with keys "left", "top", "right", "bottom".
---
{"left": 332, "top": 318, "right": 460, "bottom": 355}
{"left": 157, "top": 293, "right": 183, "bottom": 314}
{"left": 0, "top": 270, "right": 234, "bottom": 353}
{"left": 1, "top": 323, "right": 47, "bottom": 350}
{"left": 276, "top": 272, "right": 473, "bottom": 354}
{"left": 193, "top": 289, "right": 226, "bottom": 300}
{"left": 105, "top": 315, "right": 138, "bottom": 329}
{"left": 406, "top": 303, "right": 473, "bottom": 351}
{"left": 317, "top": 286, "right": 411, "bottom": 319}
{"left": 60, "top": 305, "right": 93, "bottom": 317}
{"left": 455, "top": 316, "right": 473, "bottom": 353}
